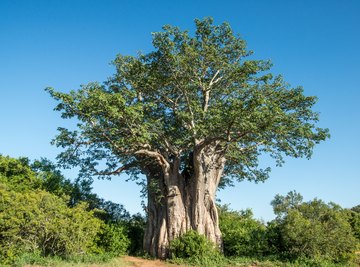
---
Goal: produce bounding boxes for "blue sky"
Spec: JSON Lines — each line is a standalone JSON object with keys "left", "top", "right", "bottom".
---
{"left": 1, "top": 0, "right": 359, "bottom": 221}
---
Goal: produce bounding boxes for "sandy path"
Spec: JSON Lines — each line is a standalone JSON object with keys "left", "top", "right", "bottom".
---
{"left": 123, "top": 256, "right": 173, "bottom": 267}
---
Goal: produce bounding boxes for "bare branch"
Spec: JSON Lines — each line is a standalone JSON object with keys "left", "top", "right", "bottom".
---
{"left": 203, "top": 70, "right": 222, "bottom": 112}
{"left": 94, "top": 162, "right": 137, "bottom": 176}
{"left": 209, "top": 70, "right": 221, "bottom": 87}
{"left": 137, "top": 91, "right": 143, "bottom": 102}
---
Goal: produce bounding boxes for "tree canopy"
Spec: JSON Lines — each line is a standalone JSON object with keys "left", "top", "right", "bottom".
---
{"left": 47, "top": 17, "right": 329, "bottom": 184}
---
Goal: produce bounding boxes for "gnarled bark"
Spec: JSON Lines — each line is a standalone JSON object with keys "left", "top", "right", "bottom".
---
{"left": 143, "top": 145, "right": 226, "bottom": 259}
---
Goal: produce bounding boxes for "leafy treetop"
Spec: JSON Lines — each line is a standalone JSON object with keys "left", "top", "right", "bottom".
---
{"left": 47, "top": 18, "right": 329, "bottom": 184}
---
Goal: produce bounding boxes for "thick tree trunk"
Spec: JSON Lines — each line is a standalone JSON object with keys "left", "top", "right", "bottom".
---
{"left": 143, "top": 146, "right": 225, "bottom": 259}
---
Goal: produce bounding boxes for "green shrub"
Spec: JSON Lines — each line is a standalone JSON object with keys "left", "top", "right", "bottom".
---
{"left": 96, "top": 223, "right": 130, "bottom": 256}
{"left": 264, "top": 220, "right": 283, "bottom": 256}
{"left": 126, "top": 213, "right": 146, "bottom": 255}
{"left": 219, "top": 205, "right": 267, "bottom": 257}
{"left": 0, "top": 188, "right": 103, "bottom": 264}
{"left": 0, "top": 155, "right": 139, "bottom": 265}
{"left": 170, "top": 230, "right": 224, "bottom": 266}
{"left": 281, "top": 207, "right": 356, "bottom": 262}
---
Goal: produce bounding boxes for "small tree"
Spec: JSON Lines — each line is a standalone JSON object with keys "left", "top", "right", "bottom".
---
{"left": 47, "top": 18, "right": 329, "bottom": 258}
{"left": 269, "top": 192, "right": 357, "bottom": 263}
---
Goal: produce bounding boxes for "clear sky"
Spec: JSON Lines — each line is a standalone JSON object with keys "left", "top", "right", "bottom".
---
{"left": 1, "top": 0, "right": 359, "bottom": 221}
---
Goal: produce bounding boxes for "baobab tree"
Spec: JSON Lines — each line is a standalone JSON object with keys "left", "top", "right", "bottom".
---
{"left": 47, "top": 18, "right": 329, "bottom": 258}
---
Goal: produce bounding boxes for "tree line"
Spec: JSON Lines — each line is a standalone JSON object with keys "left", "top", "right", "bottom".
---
{"left": 1, "top": 154, "right": 359, "bottom": 266}
{"left": 0, "top": 155, "right": 145, "bottom": 265}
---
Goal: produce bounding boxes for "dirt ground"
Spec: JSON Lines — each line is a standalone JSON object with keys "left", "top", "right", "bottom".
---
{"left": 124, "top": 256, "right": 173, "bottom": 267}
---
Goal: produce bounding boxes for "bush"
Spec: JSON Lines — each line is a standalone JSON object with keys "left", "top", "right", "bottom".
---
{"left": 219, "top": 205, "right": 267, "bottom": 257}
{"left": 269, "top": 192, "right": 358, "bottom": 264}
{"left": 96, "top": 223, "right": 130, "bottom": 256}
{"left": 126, "top": 213, "right": 146, "bottom": 255}
{"left": 0, "top": 155, "right": 137, "bottom": 265}
{"left": 281, "top": 206, "right": 356, "bottom": 262}
{"left": 170, "top": 230, "right": 223, "bottom": 266}
{"left": 0, "top": 188, "right": 103, "bottom": 264}
{"left": 0, "top": 155, "right": 41, "bottom": 192}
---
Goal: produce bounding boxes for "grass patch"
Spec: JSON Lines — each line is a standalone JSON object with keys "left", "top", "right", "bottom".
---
{"left": 11, "top": 253, "right": 132, "bottom": 267}
{"left": 169, "top": 255, "right": 360, "bottom": 267}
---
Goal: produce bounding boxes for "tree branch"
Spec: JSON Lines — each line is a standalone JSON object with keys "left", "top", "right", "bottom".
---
{"left": 89, "top": 119, "right": 124, "bottom": 153}
{"left": 196, "top": 136, "right": 226, "bottom": 152}
{"left": 182, "top": 89, "right": 197, "bottom": 138}
{"left": 163, "top": 137, "right": 179, "bottom": 156}
{"left": 203, "top": 90, "right": 210, "bottom": 112}
{"left": 94, "top": 162, "right": 137, "bottom": 176}
{"left": 239, "top": 141, "right": 265, "bottom": 152}
{"left": 209, "top": 70, "right": 222, "bottom": 87}
{"left": 134, "top": 149, "right": 170, "bottom": 171}
{"left": 203, "top": 70, "right": 222, "bottom": 112}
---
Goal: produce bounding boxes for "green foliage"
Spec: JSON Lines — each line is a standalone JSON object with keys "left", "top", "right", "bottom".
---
{"left": 269, "top": 192, "right": 357, "bottom": 263}
{"left": 0, "top": 155, "right": 41, "bottom": 191}
{"left": 271, "top": 190, "right": 303, "bottom": 217}
{"left": 350, "top": 212, "right": 360, "bottom": 241}
{"left": 348, "top": 205, "right": 360, "bottom": 243}
{"left": 0, "top": 187, "right": 103, "bottom": 264}
{"left": 96, "top": 223, "right": 130, "bottom": 256}
{"left": 170, "top": 230, "right": 214, "bottom": 258}
{"left": 265, "top": 220, "right": 283, "bottom": 256}
{"left": 47, "top": 17, "right": 329, "bottom": 188}
{"left": 125, "top": 214, "right": 146, "bottom": 255}
{"left": 170, "top": 230, "right": 223, "bottom": 265}
{"left": 11, "top": 251, "right": 48, "bottom": 267}
{"left": 0, "top": 155, "right": 139, "bottom": 266}
{"left": 2, "top": 154, "right": 359, "bottom": 267}
{"left": 12, "top": 252, "right": 116, "bottom": 267}
{"left": 343, "top": 209, "right": 360, "bottom": 250}
{"left": 219, "top": 205, "right": 267, "bottom": 257}
{"left": 30, "top": 157, "right": 132, "bottom": 224}
{"left": 0, "top": 155, "right": 130, "bottom": 222}
{"left": 351, "top": 205, "right": 360, "bottom": 213}
{"left": 31, "top": 158, "right": 74, "bottom": 198}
